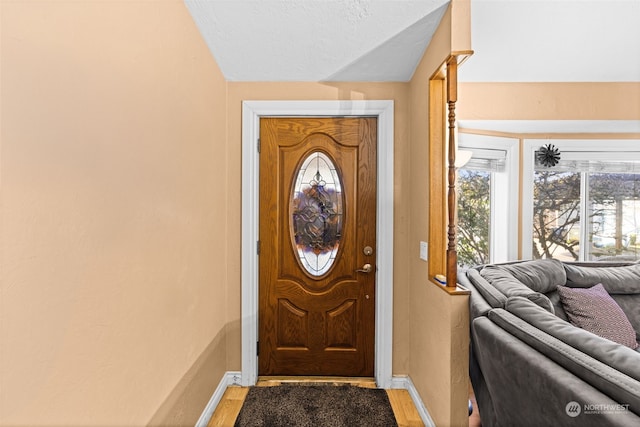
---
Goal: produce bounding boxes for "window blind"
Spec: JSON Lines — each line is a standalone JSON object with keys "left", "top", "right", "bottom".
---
{"left": 534, "top": 150, "right": 640, "bottom": 173}
{"left": 459, "top": 147, "right": 507, "bottom": 172}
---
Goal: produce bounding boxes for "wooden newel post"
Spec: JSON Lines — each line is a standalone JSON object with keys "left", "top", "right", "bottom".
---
{"left": 446, "top": 59, "right": 458, "bottom": 288}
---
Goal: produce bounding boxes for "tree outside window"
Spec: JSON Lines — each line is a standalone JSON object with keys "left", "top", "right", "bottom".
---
{"left": 457, "top": 169, "right": 490, "bottom": 267}
{"left": 532, "top": 171, "right": 581, "bottom": 260}
{"left": 533, "top": 170, "right": 640, "bottom": 261}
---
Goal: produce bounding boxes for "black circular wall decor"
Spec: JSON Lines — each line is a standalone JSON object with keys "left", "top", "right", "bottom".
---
{"left": 537, "top": 144, "right": 561, "bottom": 167}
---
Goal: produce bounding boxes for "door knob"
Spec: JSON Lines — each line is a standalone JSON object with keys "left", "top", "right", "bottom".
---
{"left": 356, "top": 263, "right": 372, "bottom": 273}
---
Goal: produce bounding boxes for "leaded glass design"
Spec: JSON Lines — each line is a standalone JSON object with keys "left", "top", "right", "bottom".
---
{"left": 291, "top": 151, "right": 344, "bottom": 276}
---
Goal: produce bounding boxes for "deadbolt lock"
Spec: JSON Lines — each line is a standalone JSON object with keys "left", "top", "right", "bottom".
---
{"left": 363, "top": 246, "right": 374, "bottom": 256}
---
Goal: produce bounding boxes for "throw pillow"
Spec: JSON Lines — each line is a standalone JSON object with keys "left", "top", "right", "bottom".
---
{"left": 557, "top": 283, "right": 639, "bottom": 349}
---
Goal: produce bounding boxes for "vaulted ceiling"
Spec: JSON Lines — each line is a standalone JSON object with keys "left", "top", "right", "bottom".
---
{"left": 185, "top": 0, "right": 450, "bottom": 81}
{"left": 185, "top": 0, "right": 640, "bottom": 83}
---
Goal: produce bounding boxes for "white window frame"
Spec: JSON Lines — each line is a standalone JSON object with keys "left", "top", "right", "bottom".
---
{"left": 458, "top": 134, "right": 519, "bottom": 264}
{"left": 522, "top": 139, "right": 640, "bottom": 260}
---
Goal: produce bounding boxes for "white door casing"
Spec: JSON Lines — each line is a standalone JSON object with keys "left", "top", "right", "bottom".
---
{"left": 241, "top": 100, "right": 394, "bottom": 387}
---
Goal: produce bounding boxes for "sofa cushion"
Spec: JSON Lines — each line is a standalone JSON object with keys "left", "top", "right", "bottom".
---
{"left": 480, "top": 266, "right": 555, "bottom": 313}
{"left": 494, "top": 259, "right": 566, "bottom": 294}
{"left": 564, "top": 263, "right": 640, "bottom": 294}
{"left": 557, "top": 284, "right": 639, "bottom": 349}
{"left": 505, "top": 296, "right": 640, "bottom": 382}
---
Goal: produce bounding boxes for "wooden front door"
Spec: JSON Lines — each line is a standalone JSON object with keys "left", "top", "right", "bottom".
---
{"left": 258, "top": 117, "right": 377, "bottom": 376}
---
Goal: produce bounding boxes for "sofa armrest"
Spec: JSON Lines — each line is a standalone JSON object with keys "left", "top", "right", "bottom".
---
{"left": 480, "top": 266, "right": 555, "bottom": 313}
{"left": 505, "top": 296, "right": 640, "bottom": 382}
{"left": 488, "top": 308, "right": 640, "bottom": 416}
{"left": 466, "top": 268, "right": 507, "bottom": 309}
{"left": 472, "top": 316, "right": 640, "bottom": 426}
{"left": 460, "top": 268, "right": 497, "bottom": 317}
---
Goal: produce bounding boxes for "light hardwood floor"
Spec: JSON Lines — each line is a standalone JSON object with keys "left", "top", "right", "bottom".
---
{"left": 469, "top": 382, "right": 482, "bottom": 427}
{"left": 207, "top": 377, "right": 425, "bottom": 427}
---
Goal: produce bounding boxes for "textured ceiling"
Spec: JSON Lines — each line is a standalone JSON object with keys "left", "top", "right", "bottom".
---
{"left": 185, "top": 0, "right": 640, "bottom": 83}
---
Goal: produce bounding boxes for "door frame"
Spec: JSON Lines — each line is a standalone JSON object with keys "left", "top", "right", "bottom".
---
{"left": 241, "top": 100, "right": 394, "bottom": 387}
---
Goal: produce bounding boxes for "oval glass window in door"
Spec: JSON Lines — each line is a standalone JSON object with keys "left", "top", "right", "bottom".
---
{"left": 291, "top": 151, "right": 344, "bottom": 276}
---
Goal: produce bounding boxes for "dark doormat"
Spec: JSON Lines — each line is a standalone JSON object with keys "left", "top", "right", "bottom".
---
{"left": 233, "top": 384, "right": 399, "bottom": 427}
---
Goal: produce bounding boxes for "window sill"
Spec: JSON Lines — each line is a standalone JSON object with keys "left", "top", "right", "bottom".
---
{"left": 429, "top": 278, "right": 471, "bottom": 295}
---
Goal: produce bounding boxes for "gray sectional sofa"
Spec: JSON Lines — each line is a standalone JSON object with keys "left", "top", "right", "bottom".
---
{"left": 459, "top": 259, "right": 640, "bottom": 426}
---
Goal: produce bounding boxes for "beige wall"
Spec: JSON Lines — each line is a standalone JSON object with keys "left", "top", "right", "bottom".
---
{"left": 458, "top": 82, "right": 640, "bottom": 121}
{"left": 1, "top": 1, "right": 229, "bottom": 426}
{"left": 407, "top": 3, "right": 471, "bottom": 427}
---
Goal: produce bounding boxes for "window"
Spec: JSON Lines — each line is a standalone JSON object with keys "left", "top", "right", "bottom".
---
{"left": 587, "top": 173, "right": 640, "bottom": 261}
{"left": 532, "top": 170, "right": 581, "bottom": 260}
{"left": 458, "top": 169, "right": 491, "bottom": 266}
{"left": 457, "top": 134, "right": 519, "bottom": 267}
{"left": 524, "top": 140, "right": 640, "bottom": 262}
{"left": 291, "top": 151, "right": 344, "bottom": 276}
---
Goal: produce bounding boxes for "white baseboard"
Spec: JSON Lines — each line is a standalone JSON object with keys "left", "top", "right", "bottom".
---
{"left": 195, "top": 371, "right": 241, "bottom": 427}
{"left": 390, "top": 375, "right": 436, "bottom": 427}
{"left": 196, "top": 372, "right": 434, "bottom": 427}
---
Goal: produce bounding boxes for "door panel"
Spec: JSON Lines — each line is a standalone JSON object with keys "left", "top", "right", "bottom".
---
{"left": 259, "top": 117, "right": 377, "bottom": 376}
